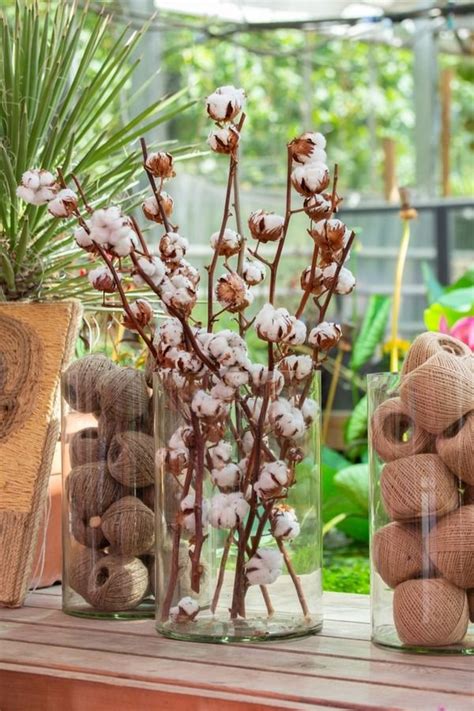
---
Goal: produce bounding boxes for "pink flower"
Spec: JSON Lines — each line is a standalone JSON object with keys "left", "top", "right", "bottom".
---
{"left": 439, "top": 316, "right": 474, "bottom": 350}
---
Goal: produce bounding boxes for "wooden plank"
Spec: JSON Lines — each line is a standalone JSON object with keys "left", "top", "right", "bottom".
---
{"left": 1, "top": 620, "right": 473, "bottom": 696}
{"left": 1, "top": 640, "right": 472, "bottom": 710}
{"left": 1, "top": 606, "right": 472, "bottom": 674}
{"left": 0, "top": 665, "right": 317, "bottom": 711}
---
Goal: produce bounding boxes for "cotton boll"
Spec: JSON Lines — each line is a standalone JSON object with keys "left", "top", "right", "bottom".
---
{"left": 242, "top": 259, "right": 266, "bottom": 286}
{"left": 211, "top": 463, "right": 241, "bottom": 490}
{"left": 289, "top": 132, "right": 327, "bottom": 164}
{"left": 206, "top": 85, "right": 245, "bottom": 122}
{"left": 269, "top": 399, "right": 306, "bottom": 440}
{"left": 145, "top": 151, "right": 175, "bottom": 179}
{"left": 142, "top": 192, "right": 174, "bottom": 223}
{"left": 245, "top": 548, "right": 283, "bottom": 586}
{"left": 134, "top": 255, "right": 166, "bottom": 288}
{"left": 216, "top": 273, "right": 253, "bottom": 313}
{"left": 169, "top": 425, "right": 194, "bottom": 451}
{"left": 283, "top": 317, "right": 307, "bottom": 345}
{"left": 180, "top": 492, "right": 209, "bottom": 535}
{"left": 209, "top": 441, "right": 233, "bottom": 470}
{"left": 88, "top": 266, "right": 117, "bottom": 293}
{"left": 308, "top": 321, "right": 342, "bottom": 350}
{"left": 303, "top": 193, "right": 334, "bottom": 221}
{"left": 191, "top": 390, "right": 229, "bottom": 420}
{"left": 248, "top": 210, "right": 285, "bottom": 243}
{"left": 255, "top": 303, "right": 293, "bottom": 342}
{"left": 278, "top": 355, "right": 313, "bottom": 383}
{"left": 17, "top": 169, "right": 57, "bottom": 205}
{"left": 291, "top": 162, "right": 330, "bottom": 197}
{"left": 159, "top": 232, "right": 189, "bottom": 262}
{"left": 169, "top": 596, "right": 200, "bottom": 622}
{"left": 123, "top": 298, "right": 154, "bottom": 330}
{"left": 210, "top": 381, "right": 236, "bottom": 402}
{"left": 220, "top": 367, "right": 249, "bottom": 388}
{"left": 208, "top": 492, "right": 250, "bottom": 528}
{"left": 74, "top": 225, "right": 93, "bottom": 250}
{"left": 210, "top": 227, "right": 242, "bottom": 257}
{"left": 322, "top": 264, "right": 355, "bottom": 295}
{"left": 160, "top": 274, "right": 197, "bottom": 317}
{"left": 47, "top": 188, "right": 78, "bottom": 217}
{"left": 154, "top": 318, "right": 184, "bottom": 347}
{"left": 254, "top": 460, "right": 290, "bottom": 497}
{"left": 272, "top": 507, "right": 300, "bottom": 540}
{"left": 301, "top": 398, "right": 319, "bottom": 425}
{"left": 249, "top": 364, "right": 284, "bottom": 397}
{"left": 208, "top": 125, "right": 240, "bottom": 154}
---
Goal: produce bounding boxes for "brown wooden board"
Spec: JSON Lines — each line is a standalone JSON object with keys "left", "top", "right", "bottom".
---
{"left": 0, "top": 301, "right": 82, "bottom": 607}
{"left": 0, "top": 589, "right": 473, "bottom": 710}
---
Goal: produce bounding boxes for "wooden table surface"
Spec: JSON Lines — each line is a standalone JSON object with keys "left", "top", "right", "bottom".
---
{"left": 0, "top": 587, "right": 472, "bottom": 710}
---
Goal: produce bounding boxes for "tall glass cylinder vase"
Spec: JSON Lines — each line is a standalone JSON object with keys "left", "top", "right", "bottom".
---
{"left": 61, "top": 309, "right": 156, "bottom": 618}
{"left": 154, "top": 370, "right": 322, "bottom": 643}
{"left": 369, "top": 366, "right": 474, "bottom": 654}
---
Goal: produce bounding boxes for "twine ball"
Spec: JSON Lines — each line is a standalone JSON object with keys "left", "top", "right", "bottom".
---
{"left": 139, "top": 485, "right": 155, "bottom": 511}
{"left": 99, "top": 367, "right": 150, "bottom": 422}
{"left": 400, "top": 352, "right": 474, "bottom": 435}
{"left": 428, "top": 505, "right": 474, "bottom": 588}
{"left": 372, "top": 522, "right": 425, "bottom": 588}
{"left": 393, "top": 578, "right": 469, "bottom": 647}
{"left": 86, "top": 554, "right": 149, "bottom": 611}
{"left": 436, "top": 411, "right": 474, "bottom": 486}
{"left": 371, "top": 397, "right": 433, "bottom": 463}
{"left": 67, "top": 462, "right": 123, "bottom": 520}
{"left": 69, "top": 545, "right": 104, "bottom": 600}
{"left": 107, "top": 431, "right": 155, "bottom": 488}
{"left": 380, "top": 453, "right": 459, "bottom": 521}
{"left": 101, "top": 496, "right": 155, "bottom": 556}
{"left": 468, "top": 589, "right": 474, "bottom": 623}
{"left": 401, "top": 331, "right": 470, "bottom": 376}
{"left": 71, "top": 509, "right": 108, "bottom": 549}
{"left": 464, "top": 486, "right": 474, "bottom": 505}
{"left": 70, "top": 427, "right": 106, "bottom": 468}
{"left": 62, "top": 355, "right": 116, "bottom": 413}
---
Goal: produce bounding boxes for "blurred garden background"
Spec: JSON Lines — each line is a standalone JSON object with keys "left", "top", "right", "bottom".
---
{"left": 1, "top": 0, "right": 473, "bottom": 594}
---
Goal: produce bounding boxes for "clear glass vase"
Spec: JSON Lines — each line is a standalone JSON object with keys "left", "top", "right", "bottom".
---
{"left": 154, "top": 370, "right": 322, "bottom": 643}
{"left": 368, "top": 371, "right": 474, "bottom": 654}
{"left": 61, "top": 309, "right": 156, "bottom": 618}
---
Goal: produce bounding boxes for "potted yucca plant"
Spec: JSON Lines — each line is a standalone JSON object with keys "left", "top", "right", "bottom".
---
{"left": 0, "top": 0, "right": 191, "bottom": 607}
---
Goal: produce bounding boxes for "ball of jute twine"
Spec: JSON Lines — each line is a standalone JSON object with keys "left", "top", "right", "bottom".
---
{"left": 428, "top": 505, "right": 474, "bottom": 589}
{"left": 86, "top": 554, "right": 149, "bottom": 611}
{"left": 401, "top": 331, "right": 470, "bottom": 376}
{"left": 400, "top": 352, "right": 474, "bottom": 435}
{"left": 107, "top": 431, "right": 155, "bottom": 488}
{"left": 380, "top": 453, "right": 459, "bottom": 521}
{"left": 70, "top": 427, "right": 107, "bottom": 468}
{"left": 371, "top": 397, "right": 434, "bottom": 463}
{"left": 71, "top": 509, "right": 108, "bottom": 549}
{"left": 62, "top": 355, "right": 116, "bottom": 413}
{"left": 465, "top": 485, "right": 474, "bottom": 505}
{"left": 69, "top": 545, "right": 105, "bottom": 600}
{"left": 393, "top": 578, "right": 469, "bottom": 647}
{"left": 138, "top": 484, "right": 155, "bottom": 511}
{"left": 468, "top": 589, "right": 474, "bottom": 623}
{"left": 67, "top": 462, "right": 124, "bottom": 521}
{"left": 98, "top": 367, "right": 150, "bottom": 422}
{"left": 372, "top": 521, "right": 427, "bottom": 588}
{"left": 436, "top": 411, "right": 474, "bottom": 486}
{"left": 101, "top": 496, "right": 155, "bottom": 557}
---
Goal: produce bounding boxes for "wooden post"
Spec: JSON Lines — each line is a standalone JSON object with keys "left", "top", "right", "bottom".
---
{"left": 382, "top": 138, "right": 399, "bottom": 203}
{"left": 440, "top": 68, "right": 453, "bottom": 197}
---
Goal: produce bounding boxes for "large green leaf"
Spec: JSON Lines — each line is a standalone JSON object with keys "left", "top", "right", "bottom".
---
{"left": 350, "top": 295, "right": 392, "bottom": 371}
{"left": 421, "top": 262, "right": 444, "bottom": 305}
{"left": 344, "top": 393, "right": 368, "bottom": 445}
{"left": 334, "top": 463, "right": 369, "bottom": 515}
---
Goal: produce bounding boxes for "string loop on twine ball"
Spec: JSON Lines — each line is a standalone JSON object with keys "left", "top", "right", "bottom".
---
{"left": 401, "top": 331, "right": 470, "bottom": 376}
{"left": 71, "top": 510, "right": 108, "bottom": 549}
{"left": 393, "top": 578, "right": 469, "bottom": 647}
{"left": 67, "top": 462, "right": 123, "bottom": 520}
{"left": 62, "top": 355, "right": 116, "bottom": 413}
{"left": 372, "top": 522, "right": 426, "bottom": 588}
{"left": 68, "top": 545, "right": 104, "bottom": 601}
{"left": 380, "top": 453, "right": 459, "bottom": 521}
{"left": 107, "top": 431, "right": 155, "bottom": 488}
{"left": 86, "top": 554, "right": 149, "bottom": 611}
{"left": 436, "top": 411, "right": 474, "bottom": 486}
{"left": 70, "top": 427, "right": 106, "bottom": 468}
{"left": 371, "top": 397, "right": 433, "bottom": 463}
{"left": 98, "top": 367, "right": 150, "bottom": 422}
{"left": 101, "top": 496, "right": 155, "bottom": 557}
{"left": 428, "top": 505, "right": 474, "bottom": 589}
{"left": 400, "top": 352, "right": 474, "bottom": 435}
